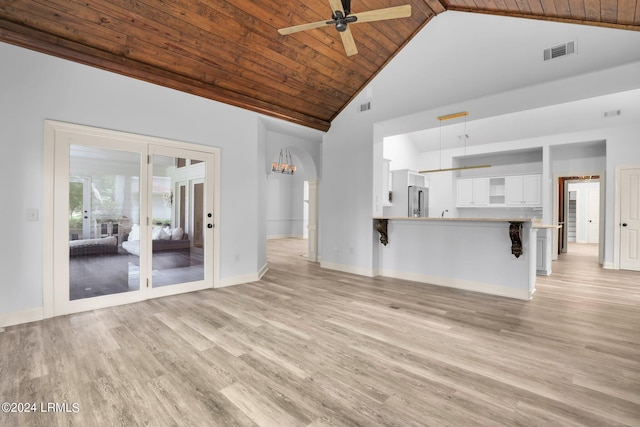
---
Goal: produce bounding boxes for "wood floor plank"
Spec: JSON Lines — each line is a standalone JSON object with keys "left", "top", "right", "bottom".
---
{"left": 1, "top": 240, "right": 639, "bottom": 426}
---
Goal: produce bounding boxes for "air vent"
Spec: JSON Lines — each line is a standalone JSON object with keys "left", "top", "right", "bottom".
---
{"left": 543, "top": 41, "right": 575, "bottom": 61}
{"left": 359, "top": 101, "right": 371, "bottom": 112}
{"left": 603, "top": 109, "right": 622, "bottom": 119}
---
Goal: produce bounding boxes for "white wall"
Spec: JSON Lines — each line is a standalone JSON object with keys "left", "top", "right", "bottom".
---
{"left": 383, "top": 134, "right": 420, "bottom": 171}
{"left": 266, "top": 172, "right": 306, "bottom": 238}
{"left": 0, "top": 41, "right": 267, "bottom": 317}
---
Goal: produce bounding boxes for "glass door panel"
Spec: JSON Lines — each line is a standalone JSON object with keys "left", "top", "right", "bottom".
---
{"left": 68, "top": 145, "right": 141, "bottom": 301}
{"left": 193, "top": 181, "right": 204, "bottom": 248}
{"left": 150, "top": 154, "right": 207, "bottom": 289}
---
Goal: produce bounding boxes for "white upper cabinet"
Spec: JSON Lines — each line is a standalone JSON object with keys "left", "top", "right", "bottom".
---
{"left": 457, "top": 177, "right": 489, "bottom": 206}
{"left": 505, "top": 174, "right": 541, "bottom": 206}
{"left": 457, "top": 174, "right": 541, "bottom": 207}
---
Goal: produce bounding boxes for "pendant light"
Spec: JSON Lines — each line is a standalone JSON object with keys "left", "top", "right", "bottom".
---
{"left": 419, "top": 111, "right": 491, "bottom": 173}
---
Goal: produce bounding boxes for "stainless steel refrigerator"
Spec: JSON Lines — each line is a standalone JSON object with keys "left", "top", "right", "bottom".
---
{"left": 408, "top": 185, "right": 429, "bottom": 217}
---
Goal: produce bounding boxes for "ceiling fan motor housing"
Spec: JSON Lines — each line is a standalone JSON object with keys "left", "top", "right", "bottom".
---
{"left": 332, "top": 11, "right": 347, "bottom": 32}
{"left": 331, "top": 11, "right": 357, "bottom": 32}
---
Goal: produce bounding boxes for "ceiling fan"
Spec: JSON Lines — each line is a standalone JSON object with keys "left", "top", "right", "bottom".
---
{"left": 278, "top": 0, "right": 412, "bottom": 56}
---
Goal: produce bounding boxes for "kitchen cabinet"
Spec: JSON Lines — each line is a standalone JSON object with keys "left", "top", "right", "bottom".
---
{"left": 457, "top": 173, "right": 541, "bottom": 208}
{"left": 535, "top": 227, "right": 553, "bottom": 275}
{"left": 506, "top": 174, "right": 541, "bottom": 206}
{"left": 457, "top": 178, "right": 489, "bottom": 207}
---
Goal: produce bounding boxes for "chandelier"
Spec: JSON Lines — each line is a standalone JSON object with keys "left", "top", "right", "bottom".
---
{"left": 271, "top": 149, "right": 297, "bottom": 175}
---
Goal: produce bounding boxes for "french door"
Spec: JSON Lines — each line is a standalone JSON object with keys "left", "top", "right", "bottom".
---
{"left": 50, "top": 122, "right": 217, "bottom": 316}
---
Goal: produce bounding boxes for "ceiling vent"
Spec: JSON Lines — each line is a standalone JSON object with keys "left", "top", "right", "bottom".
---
{"left": 359, "top": 101, "right": 371, "bottom": 112}
{"left": 603, "top": 109, "right": 622, "bottom": 119}
{"left": 543, "top": 41, "right": 575, "bottom": 61}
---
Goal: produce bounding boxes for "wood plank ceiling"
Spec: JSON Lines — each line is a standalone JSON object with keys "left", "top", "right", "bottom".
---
{"left": 1, "top": 0, "right": 638, "bottom": 131}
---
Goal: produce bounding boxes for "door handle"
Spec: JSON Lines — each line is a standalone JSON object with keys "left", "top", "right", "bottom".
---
{"left": 207, "top": 223, "right": 213, "bottom": 229}
{"left": 622, "top": 223, "right": 628, "bottom": 227}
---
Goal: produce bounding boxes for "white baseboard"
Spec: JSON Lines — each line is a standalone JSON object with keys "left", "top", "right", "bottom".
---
{"left": 378, "top": 268, "right": 533, "bottom": 301}
{"left": 0, "top": 307, "right": 44, "bottom": 328}
{"left": 257, "top": 263, "right": 269, "bottom": 280}
{"left": 215, "top": 263, "right": 269, "bottom": 288}
{"left": 603, "top": 261, "right": 616, "bottom": 269}
{"left": 320, "top": 261, "right": 376, "bottom": 277}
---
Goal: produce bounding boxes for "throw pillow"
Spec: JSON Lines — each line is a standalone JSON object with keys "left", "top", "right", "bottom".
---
{"left": 171, "top": 227, "right": 184, "bottom": 240}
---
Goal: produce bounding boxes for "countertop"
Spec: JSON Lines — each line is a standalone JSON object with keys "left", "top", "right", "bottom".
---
{"left": 373, "top": 216, "right": 534, "bottom": 223}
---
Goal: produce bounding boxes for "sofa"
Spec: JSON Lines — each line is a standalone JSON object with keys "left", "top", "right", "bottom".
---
{"left": 122, "top": 225, "right": 191, "bottom": 269}
{"left": 69, "top": 236, "right": 119, "bottom": 256}
{"left": 68, "top": 236, "right": 129, "bottom": 300}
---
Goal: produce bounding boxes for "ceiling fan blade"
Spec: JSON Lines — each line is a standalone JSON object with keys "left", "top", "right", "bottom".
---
{"left": 278, "top": 20, "right": 332, "bottom": 35}
{"left": 340, "top": 27, "right": 358, "bottom": 56}
{"left": 328, "top": 0, "right": 345, "bottom": 14}
{"left": 350, "top": 5, "right": 412, "bottom": 24}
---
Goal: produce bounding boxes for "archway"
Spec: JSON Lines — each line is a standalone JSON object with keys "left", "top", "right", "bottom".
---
{"left": 267, "top": 146, "right": 319, "bottom": 262}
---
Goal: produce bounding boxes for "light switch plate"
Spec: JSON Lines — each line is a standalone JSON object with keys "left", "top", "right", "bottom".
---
{"left": 27, "top": 208, "right": 39, "bottom": 221}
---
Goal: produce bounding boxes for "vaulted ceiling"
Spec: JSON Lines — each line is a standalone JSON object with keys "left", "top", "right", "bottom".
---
{"left": 1, "top": 0, "right": 638, "bottom": 131}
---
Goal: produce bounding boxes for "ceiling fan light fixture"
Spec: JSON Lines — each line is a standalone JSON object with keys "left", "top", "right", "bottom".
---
{"left": 278, "top": 1, "right": 411, "bottom": 57}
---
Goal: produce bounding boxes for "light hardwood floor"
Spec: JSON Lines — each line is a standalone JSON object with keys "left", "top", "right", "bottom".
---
{"left": 1, "top": 240, "right": 639, "bottom": 426}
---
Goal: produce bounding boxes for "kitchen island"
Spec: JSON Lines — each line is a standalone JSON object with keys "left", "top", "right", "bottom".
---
{"left": 373, "top": 217, "right": 536, "bottom": 300}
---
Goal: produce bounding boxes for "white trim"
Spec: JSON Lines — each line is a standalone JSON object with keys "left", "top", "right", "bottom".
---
{"left": 320, "top": 261, "right": 376, "bottom": 277}
{"left": 378, "top": 269, "right": 533, "bottom": 300}
{"left": 0, "top": 307, "right": 44, "bottom": 328}
{"left": 257, "top": 263, "right": 269, "bottom": 280}
{"left": 614, "top": 166, "right": 621, "bottom": 269}
{"left": 42, "top": 124, "right": 55, "bottom": 319}
{"left": 216, "top": 264, "right": 268, "bottom": 288}
{"left": 306, "top": 179, "right": 319, "bottom": 262}
{"left": 552, "top": 170, "right": 604, "bottom": 262}
{"left": 603, "top": 262, "right": 615, "bottom": 269}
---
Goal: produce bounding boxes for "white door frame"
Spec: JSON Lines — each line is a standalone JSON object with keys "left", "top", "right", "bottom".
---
{"left": 43, "top": 120, "right": 221, "bottom": 318}
{"left": 587, "top": 187, "right": 600, "bottom": 244}
{"left": 69, "top": 176, "right": 92, "bottom": 239}
{"left": 307, "top": 179, "right": 319, "bottom": 262}
{"left": 552, "top": 172, "right": 604, "bottom": 264}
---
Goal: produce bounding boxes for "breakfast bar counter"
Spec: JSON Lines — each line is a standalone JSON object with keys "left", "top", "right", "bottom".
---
{"left": 373, "top": 217, "right": 536, "bottom": 300}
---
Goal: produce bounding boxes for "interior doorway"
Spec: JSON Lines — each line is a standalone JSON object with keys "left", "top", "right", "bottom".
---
{"left": 266, "top": 148, "right": 319, "bottom": 262}
{"left": 558, "top": 175, "right": 602, "bottom": 264}
{"left": 567, "top": 181, "right": 600, "bottom": 244}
